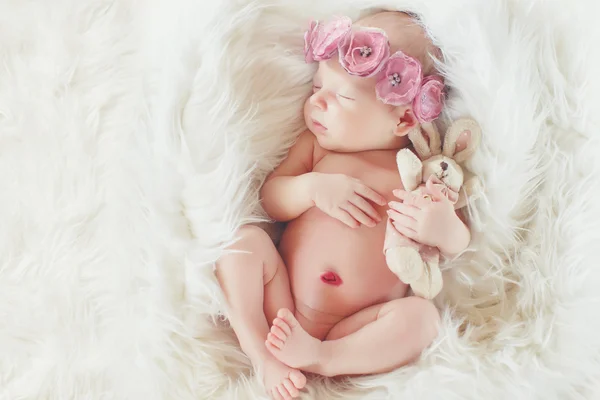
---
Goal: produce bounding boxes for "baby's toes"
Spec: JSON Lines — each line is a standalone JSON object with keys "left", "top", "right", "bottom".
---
{"left": 289, "top": 370, "right": 307, "bottom": 389}
{"left": 276, "top": 384, "right": 293, "bottom": 400}
{"left": 271, "top": 387, "right": 284, "bottom": 400}
{"left": 282, "top": 378, "right": 299, "bottom": 398}
{"left": 270, "top": 325, "right": 288, "bottom": 341}
{"left": 277, "top": 308, "right": 299, "bottom": 329}
{"left": 267, "top": 332, "right": 285, "bottom": 349}
{"left": 273, "top": 317, "right": 292, "bottom": 336}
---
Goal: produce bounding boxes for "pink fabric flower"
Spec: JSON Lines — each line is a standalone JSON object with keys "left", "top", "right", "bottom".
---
{"left": 302, "top": 15, "right": 446, "bottom": 117}
{"left": 303, "top": 20, "right": 319, "bottom": 63}
{"left": 304, "top": 16, "right": 352, "bottom": 63}
{"left": 338, "top": 27, "right": 390, "bottom": 77}
{"left": 413, "top": 75, "right": 445, "bottom": 123}
{"left": 375, "top": 51, "right": 422, "bottom": 105}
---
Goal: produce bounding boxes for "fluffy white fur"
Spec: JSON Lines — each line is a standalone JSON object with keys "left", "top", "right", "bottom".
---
{"left": 1, "top": 0, "right": 600, "bottom": 398}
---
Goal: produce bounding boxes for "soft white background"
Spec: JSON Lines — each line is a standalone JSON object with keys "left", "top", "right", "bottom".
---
{"left": 1, "top": 0, "right": 600, "bottom": 398}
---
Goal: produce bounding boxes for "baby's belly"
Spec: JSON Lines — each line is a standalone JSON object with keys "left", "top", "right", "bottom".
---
{"left": 278, "top": 208, "right": 408, "bottom": 338}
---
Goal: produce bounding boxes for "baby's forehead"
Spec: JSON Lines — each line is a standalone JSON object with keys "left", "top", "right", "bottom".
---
{"left": 316, "top": 59, "right": 376, "bottom": 90}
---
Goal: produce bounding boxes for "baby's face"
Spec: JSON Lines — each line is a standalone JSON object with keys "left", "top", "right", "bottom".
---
{"left": 304, "top": 59, "right": 402, "bottom": 152}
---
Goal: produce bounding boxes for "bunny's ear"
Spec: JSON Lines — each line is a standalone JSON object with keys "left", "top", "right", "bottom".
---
{"left": 407, "top": 121, "right": 441, "bottom": 159}
{"left": 442, "top": 118, "right": 482, "bottom": 163}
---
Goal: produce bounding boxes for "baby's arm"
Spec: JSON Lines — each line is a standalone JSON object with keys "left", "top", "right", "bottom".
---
{"left": 262, "top": 131, "right": 386, "bottom": 226}
{"left": 437, "top": 209, "right": 471, "bottom": 257}
{"left": 260, "top": 131, "right": 317, "bottom": 221}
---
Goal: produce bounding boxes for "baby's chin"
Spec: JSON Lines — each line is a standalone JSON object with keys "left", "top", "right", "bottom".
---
{"left": 308, "top": 128, "right": 335, "bottom": 150}
{"left": 311, "top": 131, "right": 353, "bottom": 152}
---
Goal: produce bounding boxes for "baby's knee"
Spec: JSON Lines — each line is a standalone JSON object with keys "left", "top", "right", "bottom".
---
{"left": 409, "top": 298, "right": 440, "bottom": 346}
{"left": 218, "top": 225, "right": 275, "bottom": 260}
{"left": 217, "top": 224, "right": 279, "bottom": 275}
{"left": 387, "top": 297, "right": 440, "bottom": 344}
{"left": 422, "top": 299, "right": 440, "bottom": 332}
{"left": 217, "top": 225, "right": 266, "bottom": 264}
{"left": 231, "top": 224, "right": 272, "bottom": 249}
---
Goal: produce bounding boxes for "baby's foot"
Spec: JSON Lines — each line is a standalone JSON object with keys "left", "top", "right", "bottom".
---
{"left": 265, "top": 308, "right": 324, "bottom": 374}
{"left": 258, "top": 357, "right": 306, "bottom": 400}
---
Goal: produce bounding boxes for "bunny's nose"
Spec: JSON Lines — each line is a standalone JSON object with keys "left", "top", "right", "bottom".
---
{"left": 440, "top": 161, "right": 448, "bottom": 171}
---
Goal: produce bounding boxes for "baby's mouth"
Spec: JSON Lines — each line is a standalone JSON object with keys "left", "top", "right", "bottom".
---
{"left": 320, "top": 270, "right": 343, "bottom": 286}
{"left": 312, "top": 119, "right": 326, "bottom": 130}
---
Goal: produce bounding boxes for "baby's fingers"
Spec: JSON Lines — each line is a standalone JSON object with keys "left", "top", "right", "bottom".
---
{"left": 388, "top": 201, "right": 419, "bottom": 218}
{"left": 350, "top": 195, "right": 381, "bottom": 222}
{"left": 392, "top": 189, "right": 410, "bottom": 202}
{"left": 392, "top": 220, "right": 418, "bottom": 241}
{"left": 342, "top": 202, "right": 376, "bottom": 227}
{"left": 355, "top": 184, "right": 386, "bottom": 206}
{"left": 333, "top": 208, "right": 359, "bottom": 229}
{"left": 387, "top": 210, "right": 416, "bottom": 230}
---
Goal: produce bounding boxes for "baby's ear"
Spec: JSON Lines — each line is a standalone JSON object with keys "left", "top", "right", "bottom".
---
{"left": 407, "top": 121, "right": 441, "bottom": 159}
{"left": 393, "top": 108, "right": 418, "bottom": 138}
{"left": 442, "top": 118, "right": 482, "bottom": 163}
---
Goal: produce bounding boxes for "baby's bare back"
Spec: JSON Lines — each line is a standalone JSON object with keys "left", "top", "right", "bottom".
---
{"left": 278, "top": 149, "right": 409, "bottom": 338}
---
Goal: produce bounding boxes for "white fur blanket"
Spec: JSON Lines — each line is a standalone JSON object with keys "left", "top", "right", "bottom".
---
{"left": 1, "top": 0, "right": 600, "bottom": 399}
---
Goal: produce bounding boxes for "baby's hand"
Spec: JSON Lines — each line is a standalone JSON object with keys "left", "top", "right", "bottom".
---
{"left": 309, "top": 173, "right": 386, "bottom": 228}
{"left": 386, "top": 181, "right": 459, "bottom": 248}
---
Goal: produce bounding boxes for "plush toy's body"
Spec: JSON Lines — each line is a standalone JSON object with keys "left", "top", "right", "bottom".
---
{"left": 384, "top": 118, "right": 482, "bottom": 299}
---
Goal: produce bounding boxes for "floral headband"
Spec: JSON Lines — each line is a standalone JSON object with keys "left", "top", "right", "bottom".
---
{"left": 304, "top": 16, "right": 445, "bottom": 123}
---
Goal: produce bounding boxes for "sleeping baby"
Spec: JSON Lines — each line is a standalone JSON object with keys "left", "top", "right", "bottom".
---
{"left": 216, "top": 11, "right": 472, "bottom": 400}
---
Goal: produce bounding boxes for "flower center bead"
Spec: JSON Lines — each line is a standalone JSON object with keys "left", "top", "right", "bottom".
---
{"left": 389, "top": 72, "right": 401, "bottom": 86}
{"left": 359, "top": 46, "right": 372, "bottom": 57}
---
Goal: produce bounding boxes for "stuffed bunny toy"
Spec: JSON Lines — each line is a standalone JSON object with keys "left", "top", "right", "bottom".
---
{"left": 383, "top": 118, "right": 482, "bottom": 299}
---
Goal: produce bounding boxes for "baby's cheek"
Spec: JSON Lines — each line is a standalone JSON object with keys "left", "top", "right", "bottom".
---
{"left": 340, "top": 109, "right": 367, "bottom": 133}
{"left": 302, "top": 100, "right": 312, "bottom": 124}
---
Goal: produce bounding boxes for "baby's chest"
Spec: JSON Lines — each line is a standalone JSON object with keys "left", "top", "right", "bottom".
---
{"left": 313, "top": 153, "right": 403, "bottom": 199}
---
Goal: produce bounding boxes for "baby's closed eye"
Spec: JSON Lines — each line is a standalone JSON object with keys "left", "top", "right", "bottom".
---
{"left": 312, "top": 85, "right": 354, "bottom": 101}
{"left": 336, "top": 93, "right": 355, "bottom": 101}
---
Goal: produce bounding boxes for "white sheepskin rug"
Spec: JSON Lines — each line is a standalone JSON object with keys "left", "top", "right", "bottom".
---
{"left": 2, "top": 0, "right": 600, "bottom": 398}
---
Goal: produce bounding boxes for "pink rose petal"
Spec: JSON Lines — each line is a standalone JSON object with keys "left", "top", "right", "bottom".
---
{"left": 338, "top": 27, "right": 390, "bottom": 77}
{"left": 413, "top": 75, "right": 445, "bottom": 122}
{"left": 311, "top": 16, "right": 352, "bottom": 61}
{"left": 375, "top": 51, "right": 423, "bottom": 105}
{"left": 303, "top": 20, "right": 319, "bottom": 63}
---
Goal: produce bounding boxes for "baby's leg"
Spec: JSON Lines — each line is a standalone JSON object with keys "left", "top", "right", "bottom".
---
{"left": 324, "top": 303, "right": 382, "bottom": 341}
{"left": 216, "top": 225, "right": 305, "bottom": 399}
{"left": 265, "top": 297, "right": 439, "bottom": 377}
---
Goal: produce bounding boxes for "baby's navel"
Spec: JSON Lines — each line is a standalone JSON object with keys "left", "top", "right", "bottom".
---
{"left": 320, "top": 270, "right": 343, "bottom": 286}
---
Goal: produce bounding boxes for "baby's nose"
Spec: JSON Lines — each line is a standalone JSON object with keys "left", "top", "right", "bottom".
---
{"left": 310, "top": 92, "right": 328, "bottom": 110}
{"left": 440, "top": 161, "right": 448, "bottom": 171}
